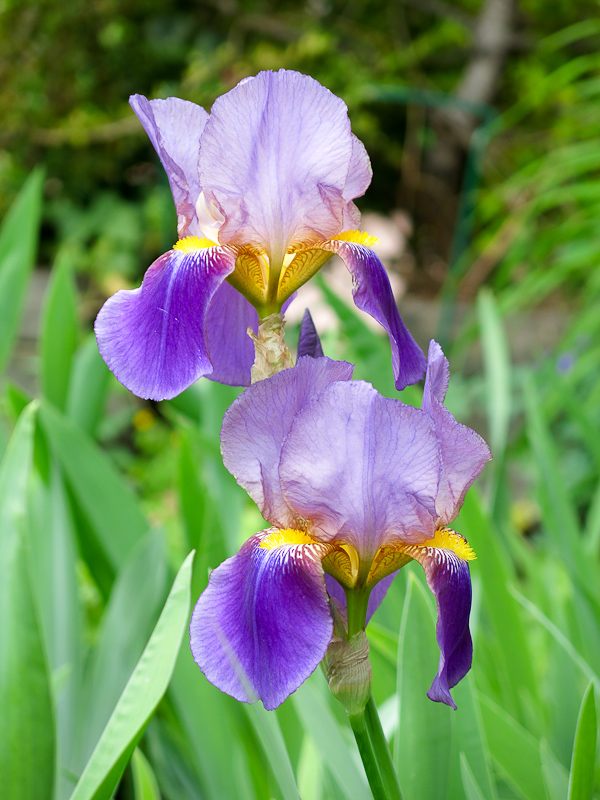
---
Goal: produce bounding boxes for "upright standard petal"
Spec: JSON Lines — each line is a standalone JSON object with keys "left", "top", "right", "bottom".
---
{"left": 404, "top": 530, "right": 475, "bottom": 709}
{"left": 221, "top": 356, "right": 354, "bottom": 527}
{"left": 422, "top": 341, "right": 491, "bottom": 525}
{"left": 199, "top": 70, "right": 356, "bottom": 260}
{"left": 130, "top": 95, "right": 209, "bottom": 238}
{"left": 279, "top": 381, "right": 440, "bottom": 558}
{"left": 95, "top": 242, "right": 236, "bottom": 400}
{"left": 342, "top": 136, "right": 372, "bottom": 229}
{"left": 322, "top": 237, "right": 426, "bottom": 390}
{"left": 190, "top": 529, "right": 334, "bottom": 710}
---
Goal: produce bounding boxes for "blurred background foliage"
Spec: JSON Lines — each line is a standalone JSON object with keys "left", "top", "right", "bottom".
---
{"left": 1, "top": 0, "right": 600, "bottom": 798}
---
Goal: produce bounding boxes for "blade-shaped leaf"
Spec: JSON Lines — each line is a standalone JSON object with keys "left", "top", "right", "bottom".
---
{"left": 0, "top": 169, "right": 44, "bottom": 374}
{"left": 567, "top": 681, "right": 597, "bottom": 800}
{"left": 69, "top": 550, "right": 194, "bottom": 800}
{"left": 395, "top": 571, "right": 452, "bottom": 800}
{"left": 66, "top": 334, "right": 110, "bottom": 438}
{"left": 39, "top": 400, "right": 148, "bottom": 573}
{"left": 0, "top": 403, "right": 55, "bottom": 800}
{"left": 40, "top": 251, "right": 79, "bottom": 410}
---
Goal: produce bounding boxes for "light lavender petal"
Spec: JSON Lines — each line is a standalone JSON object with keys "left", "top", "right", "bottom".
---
{"left": 130, "top": 95, "right": 209, "bottom": 237}
{"left": 95, "top": 245, "right": 236, "bottom": 400}
{"left": 279, "top": 381, "right": 440, "bottom": 559}
{"left": 199, "top": 70, "right": 355, "bottom": 258}
{"left": 422, "top": 341, "right": 492, "bottom": 524}
{"left": 189, "top": 531, "right": 334, "bottom": 710}
{"left": 342, "top": 135, "right": 372, "bottom": 229}
{"left": 221, "top": 356, "right": 354, "bottom": 527}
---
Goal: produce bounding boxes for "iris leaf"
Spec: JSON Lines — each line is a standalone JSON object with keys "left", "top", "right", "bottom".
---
{"left": 40, "top": 251, "right": 79, "bottom": 410}
{"left": 0, "top": 169, "right": 44, "bottom": 375}
{"left": 567, "top": 681, "right": 597, "bottom": 800}
{"left": 69, "top": 550, "right": 194, "bottom": 800}
{"left": 0, "top": 403, "right": 55, "bottom": 800}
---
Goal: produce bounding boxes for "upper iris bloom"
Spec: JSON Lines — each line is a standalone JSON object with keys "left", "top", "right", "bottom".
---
{"left": 95, "top": 70, "right": 426, "bottom": 400}
{"left": 190, "top": 341, "right": 491, "bottom": 710}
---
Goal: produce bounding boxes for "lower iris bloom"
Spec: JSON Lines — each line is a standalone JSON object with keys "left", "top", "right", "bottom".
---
{"left": 190, "top": 341, "right": 491, "bottom": 710}
{"left": 95, "top": 69, "right": 425, "bottom": 400}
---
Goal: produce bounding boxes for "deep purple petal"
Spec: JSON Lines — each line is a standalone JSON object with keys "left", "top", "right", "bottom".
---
{"left": 327, "top": 241, "right": 426, "bottom": 390}
{"left": 190, "top": 531, "right": 334, "bottom": 710}
{"left": 325, "top": 572, "right": 398, "bottom": 625}
{"left": 221, "top": 356, "right": 354, "bottom": 527}
{"left": 422, "top": 341, "right": 491, "bottom": 525}
{"left": 130, "top": 95, "right": 208, "bottom": 238}
{"left": 204, "top": 281, "right": 258, "bottom": 387}
{"left": 199, "top": 70, "right": 355, "bottom": 258}
{"left": 95, "top": 245, "right": 236, "bottom": 400}
{"left": 297, "top": 309, "right": 324, "bottom": 358}
{"left": 408, "top": 544, "right": 473, "bottom": 709}
{"left": 279, "top": 381, "right": 440, "bottom": 558}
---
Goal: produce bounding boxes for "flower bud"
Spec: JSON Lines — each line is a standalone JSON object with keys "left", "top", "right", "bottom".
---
{"left": 324, "top": 632, "right": 372, "bottom": 715}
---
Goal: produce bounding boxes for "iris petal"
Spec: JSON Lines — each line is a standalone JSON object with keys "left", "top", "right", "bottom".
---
{"left": 297, "top": 309, "right": 324, "bottom": 359}
{"left": 221, "top": 356, "right": 354, "bottom": 527}
{"left": 189, "top": 530, "right": 334, "bottom": 710}
{"left": 95, "top": 245, "right": 236, "bottom": 400}
{"left": 279, "top": 381, "right": 440, "bottom": 557}
{"left": 199, "top": 70, "right": 356, "bottom": 259}
{"left": 422, "top": 341, "right": 491, "bottom": 524}
{"left": 204, "top": 281, "right": 258, "bottom": 387}
{"left": 130, "top": 95, "right": 209, "bottom": 238}
{"left": 323, "top": 239, "right": 427, "bottom": 390}
{"left": 404, "top": 536, "right": 473, "bottom": 709}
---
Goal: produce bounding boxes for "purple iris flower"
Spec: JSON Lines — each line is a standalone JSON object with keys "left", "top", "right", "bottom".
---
{"left": 95, "top": 69, "right": 425, "bottom": 400}
{"left": 190, "top": 340, "right": 491, "bottom": 710}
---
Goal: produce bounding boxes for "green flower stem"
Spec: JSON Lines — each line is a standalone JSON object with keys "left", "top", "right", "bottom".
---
{"left": 365, "top": 694, "right": 404, "bottom": 800}
{"left": 348, "top": 708, "right": 387, "bottom": 799}
{"left": 343, "top": 586, "right": 404, "bottom": 799}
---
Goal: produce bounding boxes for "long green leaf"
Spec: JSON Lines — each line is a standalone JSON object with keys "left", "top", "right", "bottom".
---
{"left": 0, "top": 403, "right": 55, "bottom": 800}
{"left": 0, "top": 169, "right": 44, "bottom": 374}
{"left": 66, "top": 334, "right": 110, "bottom": 437}
{"left": 69, "top": 550, "right": 194, "bottom": 800}
{"left": 40, "top": 251, "right": 79, "bottom": 410}
{"left": 244, "top": 702, "right": 302, "bottom": 800}
{"left": 39, "top": 400, "right": 148, "bottom": 572}
{"left": 478, "top": 692, "right": 547, "bottom": 800}
{"left": 395, "top": 572, "right": 452, "bottom": 800}
{"left": 567, "top": 681, "right": 597, "bottom": 800}
{"left": 75, "top": 529, "right": 168, "bottom": 772}
{"left": 293, "top": 677, "right": 370, "bottom": 800}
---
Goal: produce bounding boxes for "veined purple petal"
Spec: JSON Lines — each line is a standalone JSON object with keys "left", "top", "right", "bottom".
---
{"left": 221, "top": 356, "right": 354, "bottom": 527}
{"left": 279, "top": 381, "right": 440, "bottom": 558}
{"left": 95, "top": 245, "right": 236, "bottom": 400}
{"left": 297, "top": 309, "right": 324, "bottom": 358}
{"left": 190, "top": 530, "right": 334, "bottom": 710}
{"left": 325, "top": 572, "right": 398, "bottom": 625}
{"left": 130, "top": 95, "right": 208, "bottom": 238}
{"left": 204, "top": 281, "right": 258, "bottom": 387}
{"left": 407, "top": 541, "right": 473, "bottom": 709}
{"left": 199, "top": 70, "right": 355, "bottom": 259}
{"left": 326, "top": 240, "right": 426, "bottom": 390}
{"left": 422, "top": 341, "right": 491, "bottom": 525}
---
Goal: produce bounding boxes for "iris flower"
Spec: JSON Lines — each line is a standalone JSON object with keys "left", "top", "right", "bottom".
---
{"left": 190, "top": 340, "right": 491, "bottom": 710}
{"left": 95, "top": 70, "right": 425, "bottom": 400}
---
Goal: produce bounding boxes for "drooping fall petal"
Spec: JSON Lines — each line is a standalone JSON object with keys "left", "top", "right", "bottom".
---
{"left": 324, "top": 239, "right": 426, "bottom": 390}
{"left": 189, "top": 530, "right": 334, "bottom": 710}
{"left": 95, "top": 243, "right": 236, "bottom": 400}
